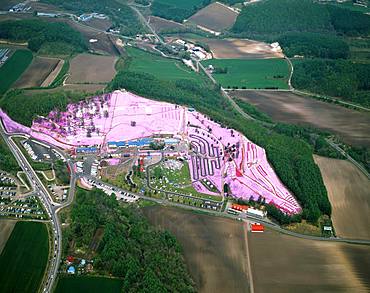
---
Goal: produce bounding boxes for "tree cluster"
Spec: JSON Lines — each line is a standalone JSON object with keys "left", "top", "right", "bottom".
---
{"left": 0, "top": 19, "right": 86, "bottom": 54}
{"left": 0, "top": 90, "right": 90, "bottom": 127}
{"left": 292, "top": 59, "right": 370, "bottom": 107}
{"left": 67, "top": 188, "right": 195, "bottom": 292}
{"left": 151, "top": 0, "right": 211, "bottom": 23}
{"left": 232, "top": 0, "right": 370, "bottom": 39}
{"left": 277, "top": 33, "right": 350, "bottom": 59}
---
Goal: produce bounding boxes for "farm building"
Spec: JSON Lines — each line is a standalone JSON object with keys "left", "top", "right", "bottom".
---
{"left": 247, "top": 207, "right": 266, "bottom": 219}
{"left": 251, "top": 223, "right": 264, "bottom": 233}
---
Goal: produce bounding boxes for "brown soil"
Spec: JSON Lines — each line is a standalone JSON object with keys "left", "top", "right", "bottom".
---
{"left": 143, "top": 206, "right": 250, "bottom": 293}
{"left": 314, "top": 155, "right": 370, "bottom": 240}
{"left": 233, "top": 90, "right": 370, "bottom": 147}
{"left": 249, "top": 228, "right": 370, "bottom": 292}
{"left": 84, "top": 18, "right": 112, "bottom": 32}
{"left": 149, "top": 16, "right": 186, "bottom": 33}
{"left": 14, "top": 57, "right": 60, "bottom": 88}
{"left": 0, "top": 219, "right": 16, "bottom": 254}
{"left": 187, "top": 2, "right": 238, "bottom": 32}
{"left": 195, "top": 38, "right": 284, "bottom": 59}
{"left": 67, "top": 53, "right": 116, "bottom": 84}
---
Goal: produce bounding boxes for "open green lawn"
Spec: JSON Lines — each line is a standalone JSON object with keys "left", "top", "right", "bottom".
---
{"left": 202, "top": 58, "right": 290, "bottom": 89}
{"left": 0, "top": 221, "right": 49, "bottom": 293}
{"left": 150, "top": 161, "right": 222, "bottom": 201}
{"left": 0, "top": 50, "right": 33, "bottom": 94}
{"left": 55, "top": 276, "right": 123, "bottom": 293}
{"left": 126, "top": 47, "right": 202, "bottom": 83}
{"left": 154, "top": 0, "right": 204, "bottom": 10}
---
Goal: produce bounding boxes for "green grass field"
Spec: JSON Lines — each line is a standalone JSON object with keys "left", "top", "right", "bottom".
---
{"left": 55, "top": 276, "right": 123, "bottom": 293}
{"left": 126, "top": 47, "right": 202, "bottom": 83}
{"left": 0, "top": 49, "right": 33, "bottom": 94}
{"left": 0, "top": 221, "right": 49, "bottom": 293}
{"left": 154, "top": 0, "right": 204, "bottom": 10}
{"left": 150, "top": 161, "right": 222, "bottom": 201}
{"left": 202, "top": 58, "right": 290, "bottom": 89}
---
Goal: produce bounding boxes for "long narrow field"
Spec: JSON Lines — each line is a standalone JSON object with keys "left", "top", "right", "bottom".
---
{"left": 202, "top": 58, "right": 289, "bottom": 89}
{"left": 0, "top": 219, "right": 16, "bottom": 254}
{"left": 0, "top": 221, "right": 49, "bottom": 293}
{"left": 14, "top": 56, "right": 60, "bottom": 88}
{"left": 193, "top": 38, "right": 284, "bottom": 59}
{"left": 314, "top": 155, "right": 370, "bottom": 240}
{"left": 143, "top": 206, "right": 250, "bottom": 293}
{"left": 148, "top": 16, "right": 187, "bottom": 33}
{"left": 55, "top": 276, "right": 123, "bottom": 293}
{"left": 232, "top": 90, "right": 370, "bottom": 147}
{"left": 126, "top": 47, "right": 202, "bottom": 83}
{"left": 249, "top": 228, "right": 370, "bottom": 292}
{"left": 0, "top": 49, "right": 33, "bottom": 94}
{"left": 187, "top": 2, "right": 239, "bottom": 32}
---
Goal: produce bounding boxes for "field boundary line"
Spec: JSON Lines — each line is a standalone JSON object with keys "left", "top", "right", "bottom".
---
{"left": 244, "top": 222, "right": 255, "bottom": 293}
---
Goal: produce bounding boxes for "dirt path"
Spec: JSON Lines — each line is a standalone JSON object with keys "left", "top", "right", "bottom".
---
{"left": 41, "top": 59, "right": 64, "bottom": 87}
{"left": 0, "top": 219, "right": 16, "bottom": 254}
{"left": 314, "top": 155, "right": 370, "bottom": 240}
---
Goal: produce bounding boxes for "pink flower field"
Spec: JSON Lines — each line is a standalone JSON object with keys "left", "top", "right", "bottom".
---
{"left": 0, "top": 90, "right": 301, "bottom": 214}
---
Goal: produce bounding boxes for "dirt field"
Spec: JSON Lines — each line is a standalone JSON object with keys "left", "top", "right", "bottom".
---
{"left": 14, "top": 57, "right": 60, "bottom": 88}
{"left": 149, "top": 16, "right": 187, "bottom": 33}
{"left": 187, "top": 2, "right": 238, "bottom": 32}
{"left": 84, "top": 18, "right": 112, "bottom": 31}
{"left": 0, "top": 220, "right": 16, "bottom": 254}
{"left": 249, "top": 228, "right": 370, "bottom": 292}
{"left": 67, "top": 54, "right": 116, "bottom": 84}
{"left": 314, "top": 155, "right": 370, "bottom": 240}
{"left": 194, "top": 38, "right": 283, "bottom": 59}
{"left": 233, "top": 90, "right": 370, "bottom": 147}
{"left": 143, "top": 207, "right": 250, "bottom": 293}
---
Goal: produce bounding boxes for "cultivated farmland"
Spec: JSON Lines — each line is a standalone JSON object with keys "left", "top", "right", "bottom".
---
{"left": 126, "top": 47, "right": 202, "bottom": 83}
{"left": 14, "top": 56, "right": 60, "bottom": 88}
{"left": 249, "top": 228, "right": 370, "bottom": 292}
{"left": 202, "top": 58, "right": 289, "bottom": 89}
{"left": 314, "top": 155, "right": 370, "bottom": 240}
{"left": 143, "top": 206, "right": 250, "bottom": 293}
{"left": 0, "top": 49, "right": 33, "bottom": 94}
{"left": 0, "top": 221, "right": 49, "bottom": 293}
{"left": 187, "top": 2, "right": 239, "bottom": 33}
{"left": 67, "top": 53, "right": 117, "bottom": 84}
{"left": 232, "top": 90, "right": 370, "bottom": 147}
{"left": 0, "top": 219, "right": 16, "bottom": 254}
{"left": 55, "top": 276, "right": 123, "bottom": 293}
{"left": 148, "top": 16, "right": 187, "bottom": 33}
{"left": 193, "top": 38, "right": 284, "bottom": 59}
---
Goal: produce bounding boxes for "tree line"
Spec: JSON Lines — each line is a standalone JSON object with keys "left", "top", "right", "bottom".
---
{"left": 108, "top": 71, "right": 331, "bottom": 223}
{"left": 292, "top": 59, "right": 370, "bottom": 107}
{"left": 232, "top": 0, "right": 370, "bottom": 39}
{"left": 0, "top": 19, "right": 86, "bottom": 54}
{"left": 0, "top": 90, "right": 90, "bottom": 127}
{"left": 65, "top": 188, "right": 195, "bottom": 292}
{"left": 151, "top": 0, "right": 211, "bottom": 23}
